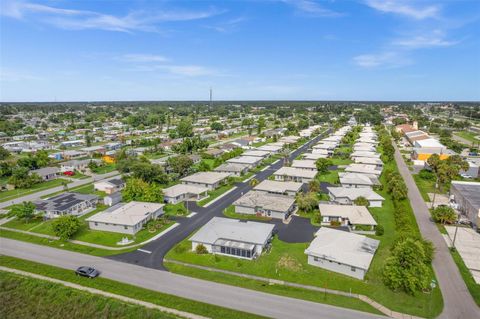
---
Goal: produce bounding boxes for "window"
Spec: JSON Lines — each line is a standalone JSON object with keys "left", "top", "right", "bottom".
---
{"left": 351, "top": 267, "right": 356, "bottom": 272}
{"left": 314, "top": 257, "right": 319, "bottom": 262}
{"left": 94, "top": 222, "right": 98, "bottom": 226}
{"left": 124, "top": 226, "right": 128, "bottom": 230}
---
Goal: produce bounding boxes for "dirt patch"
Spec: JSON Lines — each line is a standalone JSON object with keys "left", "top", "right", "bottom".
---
{"left": 277, "top": 254, "right": 303, "bottom": 272}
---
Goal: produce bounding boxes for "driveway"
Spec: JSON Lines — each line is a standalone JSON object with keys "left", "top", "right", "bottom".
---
{"left": 274, "top": 216, "right": 319, "bottom": 243}
{"left": 393, "top": 142, "right": 480, "bottom": 319}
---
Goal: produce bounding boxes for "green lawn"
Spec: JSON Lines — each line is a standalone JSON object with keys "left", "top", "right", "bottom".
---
{"left": 412, "top": 174, "right": 443, "bottom": 202}
{"left": 330, "top": 157, "right": 353, "bottom": 166}
{"left": 0, "top": 256, "right": 265, "bottom": 319}
{"left": 2, "top": 215, "right": 45, "bottom": 232}
{"left": 41, "top": 183, "right": 106, "bottom": 199}
{"left": 0, "top": 179, "right": 71, "bottom": 203}
{"left": 164, "top": 202, "right": 188, "bottom": 217}
{"left": 92, "top": 164, "right": 116, "bottom": 174}
{"left": 455, "top": 131, "right": 480, "bottom": 144}
{"left": 197, "top": 184, "right": 234, "bottom": 206}
{"left": 1, "top": 271, "right": 179, "bottom": 319}
{"left": 223, "top": 205, "right": 272, "bottom": 221}
{"left": 69, "top": 171, "right": 90, "bottom": 179}
{"left": 316, "top": 170, "right": 339, "bottom": 185}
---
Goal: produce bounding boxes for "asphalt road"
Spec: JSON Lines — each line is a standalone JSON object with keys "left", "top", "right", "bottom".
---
{"left": 393, "top": 142, "right": 480, "bottom": 319}
{"left": 0, "top": 238, "right": 385, "bottom": 319}
{"left": 109, "top": 130, "right": 330, "bottom": 269}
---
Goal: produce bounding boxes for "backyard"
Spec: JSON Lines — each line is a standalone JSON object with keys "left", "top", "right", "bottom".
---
{"left": 0, "top": 179, "right": 71, "bottom": 203}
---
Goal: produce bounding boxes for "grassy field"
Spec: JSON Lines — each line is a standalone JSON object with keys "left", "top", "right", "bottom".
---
{"left": 0, "top": 179, "right": 71, "bottom": 203}
{"left": 316, "top": 170, "right": 339, "bottom": 185}
{"left": 412, "top": 174, "right": 446, "bottom": 202}
{"left": 455, "top": 131, "right": 480, "bottom": 144}
{"left": 450, "top": 249, "right": 480, "bottom": 306}
{"left": 41, "top": 183, "right": 105, "bottom": 199}
{"left": 0, "top": 256, "right": 265, "bottom": 319}
{"left": 223, "top": 205, "right": 272, "bottom": 221}
{"left": 0, "top": 271, "right": 180, "bottom": 319}
{"left": 197, "top": 184, "right": 234, "bottom": 206}
{"left": 330, "top": 157, "right": 353, "bottom": 166}
{"left": 91, "top": 164, "right": 117, "bottom": 174}
{"left": 165, "top": 156, "right": 443, "bottom": 318}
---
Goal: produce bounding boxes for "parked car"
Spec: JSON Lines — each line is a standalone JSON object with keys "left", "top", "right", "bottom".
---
{"left": 75, "top": 266, "right": 100, "bottom": 278}
{"left": 460, "top": 173, "right": 473, "bottom": 179}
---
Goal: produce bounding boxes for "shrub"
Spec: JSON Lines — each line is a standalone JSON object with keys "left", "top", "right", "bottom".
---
{"left": 375, "top": 224, "right": 384, "bottom": 236}
{"left": 330, "top": 220, "right": 341, "bottom": 227}
{"left": 195, "top": 244, "right": 208, "bottom": 254}
{"left": 418, "top": 169, "right": 435, "bottom": 180}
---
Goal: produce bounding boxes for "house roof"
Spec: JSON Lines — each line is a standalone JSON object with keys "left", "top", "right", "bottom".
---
{"left": 86, "top": 201, "right": 164, "bottom": 226}
{"left": 254, "top": 180, "right": 303, "bottom": 193}
{"left": 214, "top": 163, "right": 250, "bottom": 173}
{"left": 233, "top": 191, "right": 295, "bottom": 212}
{"left": 414, "top": 138, "right": 445, "bottom": 148}
{"left": 34, "top": 192, "right": 98, "bottom": 212}
{"left": 274, "top": 167, "right": 317, "bottom": 179}
{"left": 256, "top": 144, "right": 283, "bottom": 152}
{"left": 303, "top": 153, "right": 329, "bottom": 160}
{"left": 345, "top": 164, "right": 382, "bottom": 176}
{"left": 339, "top": 172, "right": 380, "bottom": 186}
{"left": 305, "top": 227, "right": 380, "bottom": 270}
{"left": 227, "top": 156, "right": 263, "bottom": 165}
{"left": 30, "top": 167, "right": 59, "bottom": 176}
{"left": 291, "top": 160, "right": 317, "bottom": 170}
{"left": 242, "top": 150, "right": 270, "bottom": 158}
{"left": 163, "top": 184, "right": 209, "bottom": 198}
{"left": 350, "top": 151, "right": 381, "bottom": 159}
{"left": 354, "top": 157, "right": 383, "bottom": 165}
{"left": 327, "top": 186, "right": 384, "bottom": 202}
{"left": 318, "top": 203, "right": 377, "bottom": 225}
{"left": 189, "top": 217, "right": 274, "bottom": 246}
{"left": 180, "top": 172, "right": 230, "bottom": 185}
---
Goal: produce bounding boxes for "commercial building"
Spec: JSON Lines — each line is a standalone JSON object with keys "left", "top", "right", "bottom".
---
{"left": 450, "top": 181, "right": 480, "bottom": 229}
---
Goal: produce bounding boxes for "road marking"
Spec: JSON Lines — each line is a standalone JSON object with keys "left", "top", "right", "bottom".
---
{"left": 186, "top": 212, "right": 197, "bottom": 218}
{"left": 137, "top": 249, "right": 152, "bottom": 254}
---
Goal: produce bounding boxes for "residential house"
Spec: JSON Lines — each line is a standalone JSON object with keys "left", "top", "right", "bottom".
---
{"left": 353, "top": 157, "right": 383, "bottom": 169}
{"left": 60, "top": 159, "right": 98, "bottom": 173}
{"left": 256, "top": 144, "right": 283, "bottom": 154}
{"left": 339, "top": 172, "right": 380, "bottom": 188}
{"left": 104, "top": 192, "right": 122, "bottom": 207}
{"left": 345, "top": 164, "right": 382, "bottom": 176}
{"left": 233, "top": 191, "right": 296, "bottom": 220}
{"left": 254, "top": 180, "right": 303, "bottom": 197}
{"left": 242, "top": 150, "right": 271, "bottom": 158}
{"left": 33, "top": 192, "right": 98, "bottom": 219}
{"left": 214, "top": 163, "right": 250, "bottom": 177}
{"left": 318, "top": 203, "right": 377, "bottom": 231}
{"left": 327, "top": 187, "right": 385, "bottom": 207}
{"left": 305, "top": 227, "right": 379, "bottom": 280}
{"left": 303, "top": 152, "right": 329, "bottom": 160}
{"left": 189, "top": 217, "right": 274, "bottom": 259}
{"left": 273, "top": 167, "right": 317, "bottom": 183}
{"left": 94, "top": 178, "right": 125, "bottom": 195}
{"left": 227, "top": 156, "right": 263, "bottom": 168}
{"left": 86, "top": 201, "right": 164, "bottom": 235}
{"left": 30, "top": 167, "right": 59, "bottom": 181}
{"left": 163, "top": 184, "right": 209, "bottom": 204}
{"left": 203, "top": 149, "right": 224, "bottom": 158}
{"left": 180, "top": 172, "right": 230, "bottom": 190}
{"left": 291, "top": 159, "right": 317, "bottom": 171}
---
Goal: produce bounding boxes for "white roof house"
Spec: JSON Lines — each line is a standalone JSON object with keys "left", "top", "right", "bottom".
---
{"left": 180, "top": 172, "right": 230, "bottom": 189}
{"left": 242, "top": 150, "right": 271, "bottom": 158}
{"left": 345, "top": 164, "right": 382, "bottom": 176}
{"left": 163, "top": 184, "right": 209, "bottom": 204}
{"left": 350, "top": 151, "right": 381, "bottom": 159}
{"left": 356, "top": 137, "right": 378, "bottom": 145}
{"left": 273, "top": 167, "right": 317, "bottom": 183}
{"left": 339, "top": 172, "right": 380, "bottom": 188}
{"left": 254, "top": 180, "right": 303, "bottom": 197}
{"left": 353, "top": 146, "right": 376, "bottom": 152}
{"left": 233, "top": 191, "right": 296, "bottom": 220}
{"left": 189, "top": 217, "right": 274, "bottom": 259}
{"left": 86, "top": 201, "right": 164, "bottom": 235}
{"left": 227, "top": 156, "right": 263, "bottom": 167}
{"left": 214, "top": 163, "right": 250, "bottom": 176}
{"left": 327, "top": 186, "right": 385, "bottom": 207}
{"left": 318, "top": 203, "right": 377, "bottom": 229}
{"left": 313, "top": 142, "right": 337, "bottom": 150}
{"left": 291, "top": 159, "right": 317, "bottom": 171}
{"left": 256, "top": 144, "right": 283, "bottom": 153}
{"left": 305, "top": 227, "right": 380, "bottom": 280}
{"left": 354, "top": 157, "right": 383, "bottom": 167}
{"left": 303, "top": 152, "right": 329, "bottom": 160}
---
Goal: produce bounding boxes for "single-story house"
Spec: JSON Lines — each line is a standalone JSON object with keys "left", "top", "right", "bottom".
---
{"left": 80, "top": 145, "right": 106, "bottom": 156}
{"left": 303, "top": 152, "right": 329, "bottom": 160}
{"left": 180, "top": 172, "right": 230, "bottom": 190}
{"left": 233, "top": 191, "right": 296, "bottom": 220}
{"left": 354, "top": 157, "right": 383, "bottom": 169}
{"left": 291, "top": 160, "right": 317, "bottom": 171}
{"left": 60, "top": 159, "right": 98, "bottom": 173}
{"left": 214, "top": 163, "right": 250, "bottom": 176}
{"left": 353, "top": 146, "right": 376, "bottom": 152}
{"left": 318, "top": 203, "right": 377, "bottom": 231}
{"left": 227, "top": 156, "right": 263, "bottom": 168}
{"left": 350, "top": 151, "right": 381, "bottom": 160}
{"left": 33, "top": 192, "right": 98, "bottom": 219}
{"left": 327, "top": 186, "right": 385, "bottom": 207}
{"left": 203, "top": 148, "right": 224, "bottom": 158}
{"left": 305, "top": 227, "right": 380, "bottom": 280}
{"left": 338, "top": 172, "right": 380, "bottom": 188}
{"left": 242, "top": 150, "right": 271, "bottom": 158}
{"left": 345, "top": 164, "right": 382, "bottom": 176}
{"left": 273, "top": 167, "right": 317, "bottom": 183}
{"left": 30, "top": 167, "right": 59, "bottom": 181}
{"left": 254, "top": 180, "right": 303, "bottom": 197}
{"left": 188, "top": 154, "right": 202, "bottom": 164}
{"left": 356, "top": 137, "right": 378, "bottom": 145}
{"left": 189, "top": 217, "right": 274, "bottom": 259}
{"left": 311, "top": 148, "right": 331, "bottom": 156}
{"left": 163, "top": 184, "right": 209, "bottom": 204}
{"left": 93, "top": 178, "right": 125, "bottom": 195}
{"left": 86, "top": 201, "right": 164, "bottom": 235}
{"left": 256, "top": 144, "right": 283, "bottom": 154}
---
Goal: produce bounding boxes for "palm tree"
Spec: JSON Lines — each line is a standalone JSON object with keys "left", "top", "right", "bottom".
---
{"left": 249, "top": 178, "right": 259, "bottom": 187}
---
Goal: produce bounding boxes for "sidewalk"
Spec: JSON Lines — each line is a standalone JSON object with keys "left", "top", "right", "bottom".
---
{"left": 0, "top": 266, "right": 208, "bottom": 319}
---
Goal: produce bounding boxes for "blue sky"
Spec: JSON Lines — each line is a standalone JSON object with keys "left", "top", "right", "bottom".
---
{"left": 1, "top": 0, "right": 479, "bottom": 102}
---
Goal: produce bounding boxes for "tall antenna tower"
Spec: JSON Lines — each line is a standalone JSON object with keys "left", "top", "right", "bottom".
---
{"left": 209, "top": 87, "right": 213, "bottom": 109}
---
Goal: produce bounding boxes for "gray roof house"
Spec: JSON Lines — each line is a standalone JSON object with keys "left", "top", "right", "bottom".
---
{"left": 226, "top": 156, "right": 263, "bottom": 168}
{"left": 305, "top": 227, "right": 380, "bottom": 280}
{"left": 163, "top": 184, "right": 209, "bottom": 204}
{"left": 273, "top": 167, "right": 317, "bottom": 183}
{"left": 189, "top": 217, "right": 274, "bottom": 259}
{"left": 180, "top": 172, "right": 230, "bottom": 190}
{"left": 327, "top": 187, "right": 385, "bottom": 207}
{"left": 214, "top": 163, "right": 250, "bottom": 176}
{"left": 318, "top": 203, "right": 377, "bottom": 231}
{"left": 254, "top": 180, "right": 303, "bottom": 197}
{"left": 339, "top": 172, "right": 380, "bottom": 188}
{"left": 233, "top": 191, "right": 296, "bottom": 220}
{"left": 345, "top": 164, "right": 382, "bottom": 176}
{"left": 303, "top": 152, "right": 329, "bottom": 160}
{"left": 291, "top": 160, "right": 317, "bottom": 171}
{"left": 242, "top": 150, "right": 271, "bottom": 158}
{"left": 34, "top": 192, "right": 98, "bottom": 219}
{"left": 350, "top": 151, "right": 381, "bottom": 160}
{"left": 30, "top": 167, "right": 59, "bottom": 181}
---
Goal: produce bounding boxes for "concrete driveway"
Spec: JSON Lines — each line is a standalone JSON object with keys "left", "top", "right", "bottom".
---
{"left": 445, "top": 226, "right": 480, "bottom": 284}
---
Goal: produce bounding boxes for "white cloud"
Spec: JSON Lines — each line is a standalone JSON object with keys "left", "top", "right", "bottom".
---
{"left": 1, "top": 0, "right": 223, "bottom": 32}
{"left": 0, "top": 68, "right": 44, "bottom": 82}
{"left": 365, "top": 0, "right": 439, "bottom": 20}
{"left": 393, "top": 30, "right": 458, "bottom": 48}
{"left": 282, "top": 0, "right": 343, "bottom": 17}
{"left": 353, "top": 52, "right": 411, "bottom": 68}
{"left": 160, "top": 65, "right": 217, "bottom": 77}
{"left": 120, "top": 54, "right": 169, "bottom": 63}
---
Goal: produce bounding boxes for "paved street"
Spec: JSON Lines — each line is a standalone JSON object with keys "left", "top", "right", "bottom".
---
{"left": 0, "top": 238, "right": 385, "bottom": 319}
{"left": 393, "top": 143, "right": 480, "bottom": 319}
{"left": 0, "top": 171, "right": 119, "bottom": 209}
{"left": 109, "top": 130, "right": 329, "bottom": 269}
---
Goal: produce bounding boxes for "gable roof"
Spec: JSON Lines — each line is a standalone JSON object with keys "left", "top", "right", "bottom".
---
{"left": 327, "top": 186, "right": 384, "bottom": 202}
{"left": 233, "top": 191, "right": 295, "bottom": 212}
{"left": 318, "top": 203, "right": 377, "bottom": 225}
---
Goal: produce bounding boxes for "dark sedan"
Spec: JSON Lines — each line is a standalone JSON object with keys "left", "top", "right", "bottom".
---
{"left": 75, "top": 266, "right": 100, "bottom": 278}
